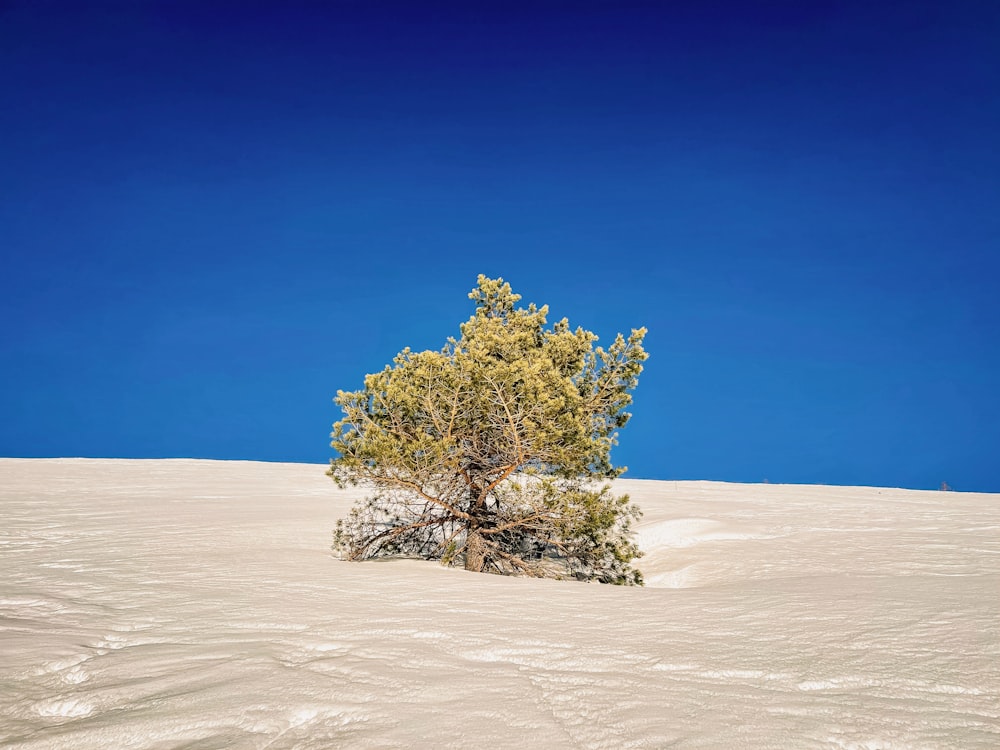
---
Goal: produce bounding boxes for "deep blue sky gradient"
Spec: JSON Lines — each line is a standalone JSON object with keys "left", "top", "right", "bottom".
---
{"left": 2, "top": 1, "right": 998, "bottom": 490}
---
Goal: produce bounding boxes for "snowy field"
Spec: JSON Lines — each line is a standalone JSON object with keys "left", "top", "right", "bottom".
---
{"left": 2, "top": 459, "right": 998, "bottom": 749}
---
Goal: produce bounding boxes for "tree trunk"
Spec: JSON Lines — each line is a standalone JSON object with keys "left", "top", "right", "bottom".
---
{"left": 464, "top": 528, "right": 487, "bottom": 572}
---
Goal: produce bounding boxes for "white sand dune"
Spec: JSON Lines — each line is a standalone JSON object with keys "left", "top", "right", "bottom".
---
{"left": 2, "top": 459, "right": 998, "bottom": 749}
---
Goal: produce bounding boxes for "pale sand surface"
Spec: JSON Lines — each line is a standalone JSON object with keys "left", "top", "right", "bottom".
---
{"left": 2, "top": 459, "right": 998, "bottom": 749}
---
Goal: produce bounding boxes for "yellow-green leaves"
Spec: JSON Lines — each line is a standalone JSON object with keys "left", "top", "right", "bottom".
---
{"left": 329, "top": 275, "right": 647, "bottom": 584}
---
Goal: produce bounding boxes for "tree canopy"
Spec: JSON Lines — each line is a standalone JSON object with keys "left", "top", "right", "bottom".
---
{"left": 329, "top": 275, "right": 648, "bottom": 584}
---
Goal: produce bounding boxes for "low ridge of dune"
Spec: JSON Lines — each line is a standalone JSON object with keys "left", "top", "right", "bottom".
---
{"left": 2, "top": 459, "right": 998, "bottom": 749}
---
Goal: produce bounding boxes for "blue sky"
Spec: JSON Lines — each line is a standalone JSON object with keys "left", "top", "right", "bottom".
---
{"left": 2, "top": 1, "right": 998, "bottom": 491}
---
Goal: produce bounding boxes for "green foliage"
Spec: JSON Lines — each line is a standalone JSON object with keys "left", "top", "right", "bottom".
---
{"left": 329, "top": 275, "right": 648, "bottom": 585}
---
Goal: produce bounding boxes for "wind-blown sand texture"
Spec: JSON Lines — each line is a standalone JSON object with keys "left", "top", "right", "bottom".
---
{"left": 2, "top": 459, "right": 998, "bottom": 749}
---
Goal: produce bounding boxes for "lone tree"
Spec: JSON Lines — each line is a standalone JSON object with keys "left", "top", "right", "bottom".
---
{"left": 329, "top": 275, "right": 648, "bottom": 585}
